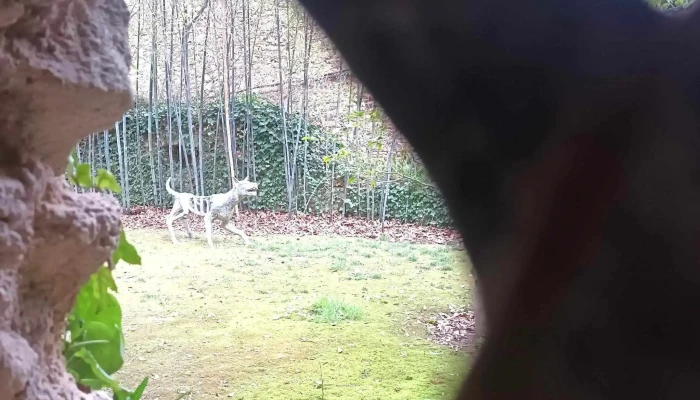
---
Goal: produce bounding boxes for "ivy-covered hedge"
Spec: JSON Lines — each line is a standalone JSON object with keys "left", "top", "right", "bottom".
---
{"left": 79, "top": 95, "right": 451, "bottom": 226}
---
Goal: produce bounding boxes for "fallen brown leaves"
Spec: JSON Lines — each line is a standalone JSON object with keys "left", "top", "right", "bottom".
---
{"left": 121, "top": 206, "right": 462, "bottom": 246}
{"left": 426, "top": 305, "right": 478, "bottom": 353}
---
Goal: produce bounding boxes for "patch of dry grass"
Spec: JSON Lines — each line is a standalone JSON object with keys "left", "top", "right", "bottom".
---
{"left": 114, "top": 229, "right": 472, "bottom": 399}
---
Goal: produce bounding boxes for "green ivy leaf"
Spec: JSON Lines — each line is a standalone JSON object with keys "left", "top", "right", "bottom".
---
{"left": 113, "top": 377, "right": 150, "bottom": 400}
{"left": 95, "top": 266, "right": 118, "bottom": 293}
{"left": 72, "top": 270, "right": 122, "bottom": 331}
{"left": 75, "top": 163, "right": 93, "bottom": 188}
{"left": 66, "top": 347, "right": 120, "bottom": 390}
{"left": 112, "top": 230, "right": 142, "bottom": 266}
{"left": 80, "top": 320, "right": 125, "bottom": 375}
{"left": 95, "top": 169, "right": 122, "bottom": 193}
{"left": 66, "top": 313, "right": 84, "bottom": 343}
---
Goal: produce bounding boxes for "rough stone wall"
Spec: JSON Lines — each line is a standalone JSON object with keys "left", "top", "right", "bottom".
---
{"left": 0, "top": 1, "right": 132, "bottom": 399}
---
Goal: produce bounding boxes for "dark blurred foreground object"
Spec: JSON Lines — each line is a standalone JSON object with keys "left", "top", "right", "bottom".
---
{"left": 295, "top": 0, "right": 700, "bottom": 399}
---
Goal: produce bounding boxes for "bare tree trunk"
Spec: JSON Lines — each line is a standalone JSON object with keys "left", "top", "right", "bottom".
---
{"left": 242, "top": 0, "right": 262, "bottom": 184}
{"left": 134, "top": 0, "right": 144, "bottom": 203}
{"left": 153, "top": 0, "right": 164, "bottom": 204}
{"left": 381, "top": 134, "right": 398, "bottom": 231}
{"left": 329, "top": 56, "right": 343, "bottom": 221}
{"left": 122, "top": 114, "right": 130, "bottom": 207}
{"left": 183, "top": 26, "right": 201, "bottom": 196}
{"left": 222, "top": 0, "right": 236, "bottom": 187}
{"left": 342, "top": 82, "right": 353, "bottom": 217}
{"left": 353, "top": 84, "right": 364, "bottom": 217}
{"left": 212, "top": 102, "right": 222, "bottom": 193}
{"left": 330, "top": 163, "right": 335, "bottom": 219}
{"left": 88, "top": 133, "right": 94, "bottom": 177}
{"left": 103, "top": 130, "right": 111, "bottom": 171}
{"left": 197, "top": 4, "right": 211, "bottom": 193}
{"left": 176, "top": 36, "right": 191, "bottom": 192}
{"left": 367, "top": 108, "right": 377, "bottom": 218}
{"left": 301, "top": 12, "right": 312, "bottom": 212}
{"left": 115, "top": 120, "right": 126, "bottom": 201}
{"left": 147, "top": 0, "right": 158, "bottom": 204}
{"left": 164, "top": 0, "right": 175, "bottom": 182}
{"left": 275, "top": 0, "right": 294, "bottom": 215}
{"left": 285, "top": 0, "right": 298, "bottom": 114}
{"left": 243, "top": 0, "right": 253, "bottom": 182}
{"left": 240, "top": 0, "right": 247, "bottom": 182}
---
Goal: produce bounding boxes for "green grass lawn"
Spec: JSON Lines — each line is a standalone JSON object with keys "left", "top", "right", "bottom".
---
{"left": 114, "top": 229, "right": 472, "bottom": 399}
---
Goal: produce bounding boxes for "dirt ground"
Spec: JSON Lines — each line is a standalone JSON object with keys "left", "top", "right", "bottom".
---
{"left": 114, "top": 228, "right": 472, "bottom": 399}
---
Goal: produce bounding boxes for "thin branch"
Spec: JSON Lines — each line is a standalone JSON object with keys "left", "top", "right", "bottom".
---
{"left": 385, "top": 172, "right": 437, "bottom": 188}
{"left": 183, "top": 0, "right": 211, "bottom": 34}
{"left": 374, "top": 172, "right": 437, "bottom": 189}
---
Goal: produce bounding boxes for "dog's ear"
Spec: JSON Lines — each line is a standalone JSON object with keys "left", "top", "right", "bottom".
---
{"left": 242, "top": 176, "right": 249, "bottom": 182}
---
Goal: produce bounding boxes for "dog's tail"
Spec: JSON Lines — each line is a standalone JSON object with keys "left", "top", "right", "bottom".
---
{"left": 166, "top": 177, "right": 179, "bottom": 196}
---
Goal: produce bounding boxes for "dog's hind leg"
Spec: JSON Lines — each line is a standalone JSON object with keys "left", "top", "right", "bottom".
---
{"left": 204, "top": 213, "right": 215, "bottom": 248}
{"left": 166, "top": 200, "right": 186, "bottom": 244}
{"left": 223, "top": 219, "right": 250, "bottom": 246}
{"left": 185, "top": 214, "right": 194, "bottom": 239}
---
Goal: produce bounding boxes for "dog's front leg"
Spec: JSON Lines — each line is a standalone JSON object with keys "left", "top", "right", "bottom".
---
{"left": 204, "top": 214, "right": 215, "bottom": 248}
{"left": 166, "top": 201, "right": 185, "bottom": 244}
{"left": 223, "top": 221, "right": 250, "bottom": 246}
{"left": 185, "top": 214, "right": 194, "bottom": 239}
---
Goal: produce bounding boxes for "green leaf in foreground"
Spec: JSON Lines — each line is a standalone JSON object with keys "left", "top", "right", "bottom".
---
{"left": 112, "top": 230, "right": 142, "bottom": 266}
{"left": 95, "top": 168, "right": 122, "bottom": 193}
{"left": 66, "top": 347, "right": 120, "bottom": 390}
{"left": 75, "top": 163, "right": 93, "bottom": 188}
{"left": 113, "top": 377, "right": 150, "bottom": 400}
{"left": 63, "top": 156, "right": 148, "bottom": 399}
{"left": 81, "top": 321, "right": 125, "bottom": 375}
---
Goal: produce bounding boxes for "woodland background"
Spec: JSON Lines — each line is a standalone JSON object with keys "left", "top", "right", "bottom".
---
{"left": 77, "top": 0, "right": 690, "bottom": 228}
{"left": 75, "top": 0, "right": 450, "bottom": 227}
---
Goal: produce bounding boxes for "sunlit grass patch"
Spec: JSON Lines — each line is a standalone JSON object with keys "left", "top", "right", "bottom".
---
{"left": 310, "top": 297, "right": 363, "bottom": 323}
{"left": 115, "top": 229, "right": 472, "bottom": 400}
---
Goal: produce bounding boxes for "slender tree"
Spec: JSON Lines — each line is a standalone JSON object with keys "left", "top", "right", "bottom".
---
{"left": 134, "top": 0, "right": 145, "bottom": 202}
{"left": 275, "top": 0, "right": 294, "bottom": 215}
{"left": 122, "top": 114, "right": 130, "bottom": 207}
{"left": 212, "top": 96, "right": 222, "bottom": 193}
{"left": 88, "top": 133, "right": 95, "bottom": 178}
{"left": 301, "top": 13, "right": 312, "bottom": 211}
{"left": 329, "top": 56, "right": 344, "bottom": 220}
{"left": 381, "top": 134, "right": 399, "bottom": 231}
{"left": 354, "top": 84, "right": 364, "bottom": 217}
{"left": 197, "top": 4, "right": 211, "bottom": 193}
{"left": 115, "top": 120, "right": 126, "bottom": 203}
{"left": 182, "top": 0, "right": 210, "bottom": 195}
{"left": 176, "top": 26, "right": 191, "bottom": 192}
{"left": 243, "top": 0, "right": 250, "bottom": 181}
{"left": 103, "top": 130, "right": 111, "bottom": 171}
{"left": 163, "top": 0, "right": 176, "bottom": 183}
{"left": 147, "top": 0, "right": 158, "bottom": 204}
{"left": 221, "top": 0, "right": 237, "bottom": 186}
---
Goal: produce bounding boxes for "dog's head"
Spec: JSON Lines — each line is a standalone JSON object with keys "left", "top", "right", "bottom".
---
{"left": 236, "top": 176, "right": 259, "bottom": 198}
